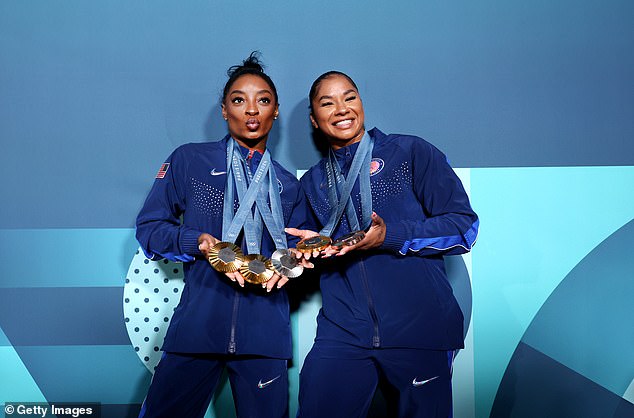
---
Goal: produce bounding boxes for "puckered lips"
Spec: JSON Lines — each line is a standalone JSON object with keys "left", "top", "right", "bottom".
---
{"left": 246, "top": 117, "right": 261, "bottom": 131}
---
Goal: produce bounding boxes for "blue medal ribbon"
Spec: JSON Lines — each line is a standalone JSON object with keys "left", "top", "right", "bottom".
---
{"left": 221, "top": 138, "right": 287, "bottom": 254}
{"left": 320, "top": 131, "right": 374, "bottom": 237}
{"left": 255, "top": 162, "right": 288, "bottom": 250}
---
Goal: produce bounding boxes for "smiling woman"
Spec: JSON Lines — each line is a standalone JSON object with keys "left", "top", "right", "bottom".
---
{"left": 289, "top": 70, "right": 480, "bottom": 418}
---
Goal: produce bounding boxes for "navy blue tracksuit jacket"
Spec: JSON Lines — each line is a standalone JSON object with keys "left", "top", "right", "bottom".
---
{"left": 300, "top": 128, "right": 479, "bottom": 350}
{"left": 136, "top": 136, "right": 312, "bottom": 359}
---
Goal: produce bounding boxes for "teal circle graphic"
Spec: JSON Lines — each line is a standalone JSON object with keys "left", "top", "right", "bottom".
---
{"left": 123, "top": 248, "right": 184, "bottom": 372}
{"left": 491, "top": 219, "right": 634, "bottom": 417}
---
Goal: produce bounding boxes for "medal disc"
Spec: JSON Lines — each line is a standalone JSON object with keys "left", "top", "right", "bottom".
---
{"left": 271, "top": 249, "right": 304, "bottom": 279}
{"left": 207, "top": 242, "right": 245, "bottom": 273}
{"left": 296, "top": 235, "right": 332, "bottom": 253}
{"left": 239, "top": 254, "right": 275, "bottom": 284}
{"left": 332, "top": 230, "right": 366, "bottom": 249}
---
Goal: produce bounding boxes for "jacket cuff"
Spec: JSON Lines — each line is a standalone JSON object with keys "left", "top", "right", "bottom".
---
{"left": 180, "top": 229, "right": 204, "bottom": 257}
{"left": 380, "top": 221, "right": 408, "bottom": 253}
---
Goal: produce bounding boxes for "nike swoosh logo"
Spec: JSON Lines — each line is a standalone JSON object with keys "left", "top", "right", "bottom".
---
{"left": 210, "top": 168, "right": 227, "bottom": 176}
{"left": 412, "top": 376, "right": 439, "bottom": 387}
{"left": 258, "top": 375, "right": 281, "bottom": 389}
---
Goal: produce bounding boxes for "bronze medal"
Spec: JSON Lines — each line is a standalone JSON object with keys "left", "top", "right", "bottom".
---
{"left": 271, "top": 249, "right": 304, "bottom": 279}
{"left": 296, "top": 235, "right": 333, "bottom": 253}
{"left": 207, "top": 242, "right": 245, "bottom": 273}
{"left": 239, "top": 254, "right": 275, "bottom": 284}
{"left": 332, "top": 230, "right": 366, "bottom": 249}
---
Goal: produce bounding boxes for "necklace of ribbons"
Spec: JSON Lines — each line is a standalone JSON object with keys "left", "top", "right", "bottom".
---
{"left": 221, "top": 138, "right": 287, "bottom": 255}
{"left": 320, "top": 131, "right": 374, "bottom": 237}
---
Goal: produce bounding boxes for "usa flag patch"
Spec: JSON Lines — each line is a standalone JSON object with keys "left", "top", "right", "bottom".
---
{"left": 156, "top": 163, "right": 170, "bottom": 179}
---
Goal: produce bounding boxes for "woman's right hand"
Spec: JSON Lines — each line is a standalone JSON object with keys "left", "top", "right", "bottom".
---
{"left": 198, "top": 233, "right": 247, "bottom": 287}
{"left": 197, "top": 233, "right": 219, "bottom": 255}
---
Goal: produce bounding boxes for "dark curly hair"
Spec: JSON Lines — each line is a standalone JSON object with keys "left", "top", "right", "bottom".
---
{"left": 222, "top": 51, "right": 278, "bottom": 104}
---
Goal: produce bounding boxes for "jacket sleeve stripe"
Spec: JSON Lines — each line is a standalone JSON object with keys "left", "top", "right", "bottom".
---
{"left": 399, "top": 219, "right": 479, "bottom": 255}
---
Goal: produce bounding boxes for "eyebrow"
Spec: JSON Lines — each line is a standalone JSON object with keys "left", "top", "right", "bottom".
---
{"left": 317, "top": 89, "right": 357, "bottom": 101}
{"left": 230, "top": 89, "right": 273, "bottom": 96}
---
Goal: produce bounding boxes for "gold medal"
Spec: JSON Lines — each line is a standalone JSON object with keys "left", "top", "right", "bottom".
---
{"left": 332, "top": 230, "right": 366, "bottom": 249}
{"left": 271, "top": 249, "right": 304, "bottom": 279}
{"left": 239, "top": 254, "right": 275, "bottom": 284}
{"left": 296, "top": 235, "right": 332, "bottom": 253}
{"left": 207, "top": 242, "right": 245, "bottom": 273}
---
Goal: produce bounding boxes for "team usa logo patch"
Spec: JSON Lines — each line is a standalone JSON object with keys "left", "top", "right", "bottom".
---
{"left": 156, "top": 163, "right": 170, "bottom": 179}
{"left": 369, "top": 158, "right": 384, "bottom": 176}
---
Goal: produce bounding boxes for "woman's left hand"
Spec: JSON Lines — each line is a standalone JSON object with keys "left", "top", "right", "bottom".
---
{"left": 336, "top": 212, "right": 386, "bottom": 256}
{"left": 284, "top": 227, "right": 322, "bottom": 259}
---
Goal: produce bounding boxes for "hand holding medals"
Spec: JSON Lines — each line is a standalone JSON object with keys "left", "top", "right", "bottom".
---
{"left": 333, "top": 212, "right": 385, "bottom": 255}
{"left": 204, "top": 240, "right": 312, "bottom": 290}
{"left": 296, "top": 235, "right": 333, "bottom": 254}
{"left": 202, "top": 138, "right": 315, "bottom": 291}
{"left": 286, "top": 211, "right": 386, "bottom": 259}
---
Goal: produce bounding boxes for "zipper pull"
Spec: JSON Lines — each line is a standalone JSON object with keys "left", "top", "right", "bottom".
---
{"left": 373, "top": 336, "right": 380, "bottom": 348}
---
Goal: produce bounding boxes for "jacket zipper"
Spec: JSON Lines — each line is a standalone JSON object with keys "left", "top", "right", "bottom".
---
{"left": 228, "top": 291, "right": 240, "bottom": 353}
{"left": 359, "top": 258, "right": 381, "bottom": 348}
{"left": 228, "top": 149, "right": 254, "bottom": 354}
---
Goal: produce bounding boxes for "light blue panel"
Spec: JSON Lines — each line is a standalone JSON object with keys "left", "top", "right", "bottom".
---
{"left": 0, "top": 229, "right": 137, "bottom": 287}
{"left": 471, "top": 166, "right": 634, "bottom": 418}
{"left": 211, "top": 377, "right": 236, "bottom": 418}
{"left": 289, "top": 311, "right": 301, "bottom": 417}
{"left": 296, "top": 293, "right": 322, "bottom": 372}
{"left": 14, "top": 345, "right": 151, "bottom": 404}
{"left": 453, "top": 326, "right": 475, "bottom": 418}
{"left": 0, "top": 327, "right": 9, "bottom": 346}
{"left": 0, "top": 346, "right": 47, "bottom": 403}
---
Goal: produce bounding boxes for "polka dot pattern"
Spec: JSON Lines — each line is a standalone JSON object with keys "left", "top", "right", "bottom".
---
{"left": 123, "top": 248, "right": 184, "bottom": 373}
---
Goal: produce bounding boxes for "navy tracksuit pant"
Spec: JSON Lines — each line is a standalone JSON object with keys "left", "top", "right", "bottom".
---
{"left": 297, "top": 340, "right": 454, "bottom": 418}
{"left": 139, "top": 352, "right": 289, "bottom": 418}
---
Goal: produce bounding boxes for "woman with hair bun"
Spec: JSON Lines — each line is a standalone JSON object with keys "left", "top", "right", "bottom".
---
{"left": 287, "top": 71, "right": 479, "bottom": 418}
{"left": 135, "top": 52, "right": 313, "bottom": 418}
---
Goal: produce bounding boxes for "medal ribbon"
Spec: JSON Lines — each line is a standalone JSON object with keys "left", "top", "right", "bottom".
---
{"left": 254, "top": 162, "right": 288, "bottom": 250}
{"left": 221, "top": 138, "right": 287, "bottom": 254}
{"left": 320, "top": 132, "right": 374, "bottom": 236}
{"left": 222, "top": 139, "right": 266, "bottom": 254}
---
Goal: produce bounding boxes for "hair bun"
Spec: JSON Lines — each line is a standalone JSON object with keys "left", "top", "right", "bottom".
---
{"left": 227, "top": 51, "right": 264, "bottom": 77}
{"left": 222, "top": 51, "right": 278, "bottom": 104}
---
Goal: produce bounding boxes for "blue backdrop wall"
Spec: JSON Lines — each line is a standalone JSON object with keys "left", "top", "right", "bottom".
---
{"left": 1, "top": 1, "right": 633, "bottom": 417}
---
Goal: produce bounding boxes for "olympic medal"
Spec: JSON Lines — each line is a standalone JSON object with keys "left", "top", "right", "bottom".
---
{"left": 296, "top": 235, "right": 333, "bottom": 253}
{"left": 271, "top": 249, "right": 304, "bottom": 279}
{"left": 332, "top": 230, "right": 366, "bottom": 249}
{"left": 207, "top": 242, "right": 245, "bottom": 273}
{"left": 239, "top": 254, "right": 275, "bottom": 284}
